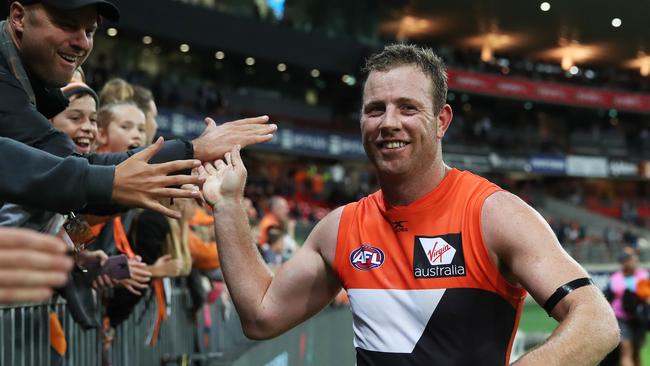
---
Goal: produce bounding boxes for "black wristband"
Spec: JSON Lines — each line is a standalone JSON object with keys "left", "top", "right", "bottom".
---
{"left": 543, "top": 277, "right": 594, "bottom": 316}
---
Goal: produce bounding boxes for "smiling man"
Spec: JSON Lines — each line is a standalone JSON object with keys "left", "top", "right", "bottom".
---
{"left": 200, "top": 44, "right": 619, "bottom": 366}
{"left": 8, "top": 0, "right": 116, "bottom": 88}
{"left": 0, "top": 0, "right": 276, "bottom": 222}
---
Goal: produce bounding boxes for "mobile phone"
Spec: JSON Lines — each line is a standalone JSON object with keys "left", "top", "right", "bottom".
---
{"left": 102, "top": 255, "right": 131, "bottom": 280}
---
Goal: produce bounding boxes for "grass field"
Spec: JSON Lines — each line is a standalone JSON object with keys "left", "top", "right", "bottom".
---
{"left": 519, "top": 303, "right": 650, "bottom": 362}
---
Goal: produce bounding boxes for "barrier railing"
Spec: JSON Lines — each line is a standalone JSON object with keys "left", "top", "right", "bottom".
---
{"left": 0, "top": 288, "right": 234, "bottom": 366}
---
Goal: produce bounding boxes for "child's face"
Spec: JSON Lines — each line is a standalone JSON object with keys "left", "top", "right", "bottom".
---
{"left": 98, "top": 104, "right": 147, "bottom": 153}
{"left": 51, "top": 94, "right": 97, "bottom": 154}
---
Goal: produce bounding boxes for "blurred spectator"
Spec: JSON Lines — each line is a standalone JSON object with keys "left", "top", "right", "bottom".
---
{"left": 260, "top": 225, "right": 285, "bottom": 269}
{"left": 258, "top": 196, "right": 289, "bottom": 247}
{"left": 606, "top": 246, "right": 649, "bottom": 366}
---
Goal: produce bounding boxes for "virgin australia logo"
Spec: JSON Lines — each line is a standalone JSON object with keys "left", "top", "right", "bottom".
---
{"left": 413, "top": 234, "right": 465, "bottom": 279}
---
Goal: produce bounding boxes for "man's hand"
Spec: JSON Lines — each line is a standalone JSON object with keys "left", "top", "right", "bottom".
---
{"left": 191, "top": 116, "right": 276, "bottom": 162}
{"left": 199, "top": 145, "right": 247, "bottom": 207}
{"left": 0, "top": 228, "right": 73, "bottom": 303}
{"left": 113, "top": 137, "right": 205, "bottom": 219}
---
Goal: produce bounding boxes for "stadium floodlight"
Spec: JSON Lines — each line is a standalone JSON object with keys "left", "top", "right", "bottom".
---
{"left": 611, "top": 18, "right": 622, "bottom": 28}
{"left": 142, "top": 36, "right": 152, "bottom": 45}
{"left": 277, "top": 63, "right": 287, "bottom": 72}
{"left": 179, "top": 44, "right": 190, "bottom": 53}
{"left": 540, "top": 2, "right": 551, "bottom": 12}
{"left": 245, "top": 57, "right": 256, "bottom": 66}
{"left": 215, "top": 51, "right": 225, "bottom": 60}
{"left": 311, "top": 69, "right": 320, "bottom": 78}
{"left": 107, "top": 28, "right": 117, "bottom": 37}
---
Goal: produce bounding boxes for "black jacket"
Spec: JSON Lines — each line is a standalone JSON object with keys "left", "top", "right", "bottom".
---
{"left": 0, "top": 46, "right": 193, "bottom": 214}
{"left": 0, "top": 137, "right": 115, "bottom": 212}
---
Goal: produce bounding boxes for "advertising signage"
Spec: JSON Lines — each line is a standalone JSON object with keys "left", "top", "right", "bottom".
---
{"left": 529, "top": 154, "right": 566, "bottom": 175}
{"left": 156, "top": 110, "right": 365, "bottom": 160}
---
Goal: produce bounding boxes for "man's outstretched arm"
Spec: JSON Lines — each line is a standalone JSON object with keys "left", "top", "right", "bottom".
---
{"left": 482, "top": 191, "right": 619, "bottom": 366}
{"left": 0, "top": 137, "right": 203, "bottom": 218}
{"left": 201, "top": 146, "right": 342, "bottom": 339}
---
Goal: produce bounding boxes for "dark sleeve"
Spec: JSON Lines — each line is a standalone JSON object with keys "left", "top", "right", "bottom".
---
{"left": 86, "top": 139, "right": 194, "bottom": 166}
{"left": 0, "top": 137, "right": 114, "bottom": 212}
{"left": 130, "top": 210, "right": 170, "bottom": 265}
{"left": 0, "top": 80, "right": 76, "bottom": 157}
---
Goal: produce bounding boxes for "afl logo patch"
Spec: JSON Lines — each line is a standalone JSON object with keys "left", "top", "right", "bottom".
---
{"left": 350, "top": 244, "right": 385, "bottom": 271}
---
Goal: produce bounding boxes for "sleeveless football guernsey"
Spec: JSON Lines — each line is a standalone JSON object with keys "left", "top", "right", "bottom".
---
{"left": 333, "top": 168, "right": 526, "bottom": 366}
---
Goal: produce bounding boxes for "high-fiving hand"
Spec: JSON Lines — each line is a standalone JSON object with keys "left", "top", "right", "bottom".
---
{"left": 113, "top": 137, "right": 204, "bottom": 219}
{"left": 192, "top": 116, "right": 276, "bottom": 162}
{"left": 198, "top": 145, "right": 248, "bottom": 207}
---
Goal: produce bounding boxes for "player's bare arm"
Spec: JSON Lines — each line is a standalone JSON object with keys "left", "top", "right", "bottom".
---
{"left": 201, "top": 146, "right": 342, "bottom": 340}
{"left": 481, "top": 191, "right": 619, "bottom": 366}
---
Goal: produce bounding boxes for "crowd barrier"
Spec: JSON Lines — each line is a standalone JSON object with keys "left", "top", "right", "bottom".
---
{"left": 0, "top": 288, "right": 354, "bottom": 366}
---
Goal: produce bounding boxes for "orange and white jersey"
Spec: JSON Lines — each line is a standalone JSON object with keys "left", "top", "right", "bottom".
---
{"left": 333, "top": 169, "right": 526, "bottom": 366}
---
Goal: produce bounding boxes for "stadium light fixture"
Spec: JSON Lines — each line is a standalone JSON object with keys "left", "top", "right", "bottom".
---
{"left": 540, "top": 2, "right": 551, "bottom": 12}
{"left": 310, "top": 69, "right": 320, "bottom": 78}
{"left": 395, "top": 15, "right": 436, "bottom": 39}
{"left": 245, "top": 57, "right": 256, "bottom": 66}
{"left": 215, "top": 51, "right": 225, "bottom": 60}
{"left": 462, "top": 29, "right": 523, "bottom": 63}
{"left": 611, "top": 18, "right": 622, "bottom": 28}
{"left": 107, "top": 28, "right": 117, "bottom": 37}
{"left": 540, "top": 39, "right": 603, "bottom": 71}
{"left": 142, "top": 36, "right": 152, "bottom": 45}
{"left": 277, "top": 63, "right": 287, "bottom": 72}
{"left": 623, "top": 51, "right": 650, "bottom": 77}
{"left": 179, "top": 44, "right": 190, "bottom": 53}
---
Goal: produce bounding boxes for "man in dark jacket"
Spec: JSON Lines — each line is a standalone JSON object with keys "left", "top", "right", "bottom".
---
{"left": 0, "top": 0, "right": 276, "bottom": 218}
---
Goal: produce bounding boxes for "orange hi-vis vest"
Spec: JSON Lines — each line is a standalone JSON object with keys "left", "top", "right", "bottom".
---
{"left": 333, "top": 169, "right": 526, "bottom": 366}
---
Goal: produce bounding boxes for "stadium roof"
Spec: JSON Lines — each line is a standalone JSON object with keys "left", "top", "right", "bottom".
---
{"left": 380, "top": 0, "right": 650, "bottom": 72}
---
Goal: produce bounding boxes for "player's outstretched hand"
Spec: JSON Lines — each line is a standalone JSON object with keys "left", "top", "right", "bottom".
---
{"left": 199, "top": 145, "right": 247, "bottom": 207}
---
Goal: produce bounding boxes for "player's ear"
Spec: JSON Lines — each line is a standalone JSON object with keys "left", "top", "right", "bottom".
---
{"left": 436, "top": 104, "right": 453, "bottom": 139}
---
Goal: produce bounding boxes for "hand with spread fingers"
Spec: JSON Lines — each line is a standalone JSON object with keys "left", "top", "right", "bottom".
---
{"left": 113, "top": 137, "right": 205, "bottom": 219}
{"left": 199, "top": 145, "right": 248, "bottom": 207}
{"left": 191, "top": 116, "right": 276, "bottom": 162}
{"left": 0, "top": 228, "right": 74, "bottom": 304}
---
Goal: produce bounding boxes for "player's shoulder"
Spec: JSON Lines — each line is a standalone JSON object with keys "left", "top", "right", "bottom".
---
{"left": 454, "top": 168, "right": 502, "bottom": 192}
